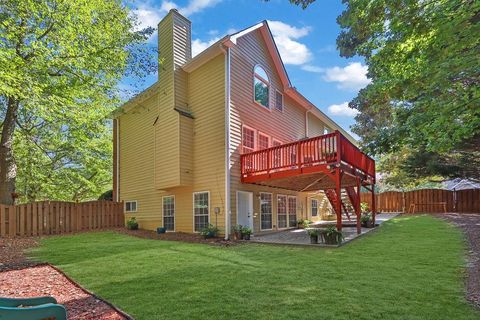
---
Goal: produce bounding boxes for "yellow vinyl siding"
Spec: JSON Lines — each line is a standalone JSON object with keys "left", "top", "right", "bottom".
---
{"left": 307, "top": 112, "right": 325, "bottom": 138}
{"left": 118, "top": 92, "right": 164, "bottom": 229}
{"left": 188, "top": 54, "right": 226, "bottom": 232}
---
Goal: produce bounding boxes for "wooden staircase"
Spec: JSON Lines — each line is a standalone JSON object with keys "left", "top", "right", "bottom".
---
{"left": 324, "top": 189, "right": 354, "bottom": 221}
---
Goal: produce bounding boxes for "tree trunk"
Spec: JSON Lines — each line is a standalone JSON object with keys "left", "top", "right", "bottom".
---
{"left": 0, "top": 97, "right": 19, "bottom": 204}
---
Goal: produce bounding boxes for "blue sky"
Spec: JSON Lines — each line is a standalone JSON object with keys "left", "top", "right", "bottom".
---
{"left": 129, "top": 0, "right": 370, "bottom": 137}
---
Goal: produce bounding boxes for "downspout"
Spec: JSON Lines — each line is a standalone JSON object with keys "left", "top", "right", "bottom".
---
{"left": 115, "top": 118, "right": 120, "bottom": 202}
{"left": 223, "top": 46, "right": 231, "bottom": 240}
{"left": 305, "top": 109, "right": 311, "bottom": 138}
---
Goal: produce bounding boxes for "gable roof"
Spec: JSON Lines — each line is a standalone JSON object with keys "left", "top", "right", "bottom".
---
{"left": 182, "top": 21, "right": 357, "bottom": 144}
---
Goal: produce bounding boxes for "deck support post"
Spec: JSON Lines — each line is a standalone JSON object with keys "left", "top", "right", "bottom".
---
{"left": 335, "top": 168, "right": 342, "bottom": 231}
{"left": 355, "top": 177, "right": 361, "bottom": 235}
{"left": 371, "top": 185, "right": 376, "bottom": 225}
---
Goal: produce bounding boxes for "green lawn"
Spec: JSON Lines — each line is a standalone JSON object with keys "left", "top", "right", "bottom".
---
{"left": 30, "top": 215, "right": 479, "bottom": 320}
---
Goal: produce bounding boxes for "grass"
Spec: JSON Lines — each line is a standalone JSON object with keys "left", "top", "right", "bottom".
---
{"left": 30, "top": 215, "right": 479, "bottom": 320}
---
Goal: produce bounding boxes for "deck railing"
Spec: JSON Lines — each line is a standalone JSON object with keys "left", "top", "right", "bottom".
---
{"left": 241, "top": 131, "right": 375, "bottom": 180}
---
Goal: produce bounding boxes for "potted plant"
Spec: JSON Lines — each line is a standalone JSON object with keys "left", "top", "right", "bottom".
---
{"left": 241, "top": 226, "right": 252, "bottom": 240}
{"left": 232, "top": 224, "right": 243, "bottom": 240}
{"left": 306, "top": 228, "right": 320, "bottom": 244}
{"left": 297, "top": 219, "right": 305, "bottom": 229}
{"left": 302, "top": 219, "right": 312, "bottom": 228}
{"left": 126, "top": 217, "right": 139, "bottom": 230}
{"left": 360, "top": 213, "right": 374, "bottom": 228}
{"left": 157, "top": 227, "right": 167, "bottom": 234}
{"left": 319, "top": 226, "right": 344, "bottom": 245}
{"left": 200, "top": 224, "right": 219, "bottom": 239}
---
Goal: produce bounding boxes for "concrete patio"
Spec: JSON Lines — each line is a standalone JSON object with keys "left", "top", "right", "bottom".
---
{"left": 250, "top": 213, "right": 399, "bottom": 247}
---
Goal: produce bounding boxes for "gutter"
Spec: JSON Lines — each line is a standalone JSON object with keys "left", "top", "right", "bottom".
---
{"left": 223, "top": 46, "right": 231, "bottom": 240}
{"left": 115, "top": 118, "right": 120, "bottom": 201}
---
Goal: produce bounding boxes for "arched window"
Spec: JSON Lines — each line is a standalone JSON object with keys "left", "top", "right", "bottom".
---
{"left": 254, "top": 65, "right": 269, "bottom": 109}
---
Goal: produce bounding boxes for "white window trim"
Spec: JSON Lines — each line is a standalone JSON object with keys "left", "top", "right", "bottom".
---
{"left": 276, "top": 194, "right": 288, "bottom": 230}
{"left": 252, "top": 64, "right": 271, "bottom": 111}
{"left": 242, "top": 124, "right": 257, "bottom": 154}
{"left": 275, "top": 89, "right": 284, "bottom": 112}
{"left": 260, "top": 192, "right": 273, "bottom": 231}
{"left": 193, "top": 191, "right": 210, "bottom": 233}
{"left": 287, "top": 196, "right": 297, "bottom": 228}
{"left": 162, "top": 195, "right": 176, "bottom": 232}
{"left": 311, "top": 198, "right": 318, "bottom": 218}
{"left": 125, "top": 200, "right": 137, "bottom": 213}
{"left": 257, "top": 131, "right": 270, "bottom": 150}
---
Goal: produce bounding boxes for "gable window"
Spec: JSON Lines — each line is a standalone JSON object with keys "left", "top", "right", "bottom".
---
{"left": 254, "top": 65, "right": 269, "bottom": 109}
{"left": 311, "top": 199, "right": 318, "bottom": 217}
{"left": 275, "top": 90, "right": 283, "bottom": 111}
{"left": 193, "top": 192, "right": 209, "bottom": 232}
{"left": 324, "top": 127, "right": 331, "bottom": 135}
{"left": 242, "top": 125, "right": 256, "bottom": 154}
{"left": 125, "top": 201, "right": 137, "bottom": 213}
{"left": 163, "top": 196, "right": 175, "bottom": 231}
{"left": 258, "top": 132, "right": 270, "bottom": 150}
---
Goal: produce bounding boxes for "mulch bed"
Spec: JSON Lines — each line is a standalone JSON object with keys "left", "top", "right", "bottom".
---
{"left": 441, "top": 213, "right": 480, "bottom": 309}
{"left": 114, "top": 227, "right": 238, "bottom": 246}
{"left": 0, "top": 237, "right": 40, "bottom": 271}
{"left": 0, "top": 264, "right": 132, "bottom": 319}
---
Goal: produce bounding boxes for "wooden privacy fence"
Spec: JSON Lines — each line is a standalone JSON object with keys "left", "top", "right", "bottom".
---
{"left": 0, "top": 200, "right": 124, "bottom": 238}
{"left": 361, "top": 189, "right": 480, "bottom": 213}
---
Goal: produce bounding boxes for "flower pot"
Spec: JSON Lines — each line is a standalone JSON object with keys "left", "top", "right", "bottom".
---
{"left": 366, "top": 221, "right": 374, "bottom": 228}
{"left": 243, "top": 234, "right": 251, "bottom": 240}
{"left": 310, "top": 235, "right": 318, "bottom": 244}
{"left": 233, "top": 231, "right": 242, "bottom": 240}
{"left": 324, "top": 234, "right": 340, "bottom": 245}
{"left": 157, "top": 227, "right": 166, "bottom": 234}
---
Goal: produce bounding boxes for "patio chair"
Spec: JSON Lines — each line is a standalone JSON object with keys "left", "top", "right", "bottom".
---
{"left": 0, "top": 296, "right": 67, "bottom": 320}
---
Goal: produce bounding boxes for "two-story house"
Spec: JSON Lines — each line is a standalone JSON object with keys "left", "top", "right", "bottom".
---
{"left": 112, "top": 9, "right": 376, "bottom": 239}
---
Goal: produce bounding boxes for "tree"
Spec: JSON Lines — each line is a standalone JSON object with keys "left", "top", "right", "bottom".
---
{"left": 337, "top": 0, "right": 480, "bottom": 185}
{"left": 0, "top": 0, "right": 155, "bottom": 204}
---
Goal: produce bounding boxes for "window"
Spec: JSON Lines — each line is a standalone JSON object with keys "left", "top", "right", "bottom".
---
{"left": 277, "top": 195, "right": 287, "bottom": 229}
{"left": 193, "top": 192, "right": 209, "bottom": 232}
{"left": 275, "top": 90, "right": 283, "bottom": 111}
{"left": 254, "top": 66, "right": 269, "bottom": 109}
{"left": 288, "top": 196, "right": 297, "bottom": 228}
{"left": 163, "top": 196, "right": 175, "bottom": 231}
{"left": 324, "top": 127, "right": 331, "bottom": 135}
{"left": 242, "top": 125, "right": 256, "bottom": 154}
{"left": 125, "top": 201, "right": 137, "bottom": 213}
{"left": 258, "top": 132, "right": 270, "bottom": 150}
{"left": 311, "top": 199, "right": 318, "bottom": 217}
{"left": 260, "top": 193, "right": 273, "bottom": 230}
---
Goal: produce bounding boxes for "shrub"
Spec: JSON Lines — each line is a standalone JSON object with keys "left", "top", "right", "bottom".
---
{"left": 200, "top": 224, "right": 219, "bottom": 238}
{"left": 319, "top": 226, "right": 344, "bottom": 245}
{"left": 126, "top": 217, "right": 139, "bottom": 230}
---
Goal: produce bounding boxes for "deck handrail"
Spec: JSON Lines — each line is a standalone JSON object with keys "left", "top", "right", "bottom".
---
{"left": 240, "top": 130, "right": 375, "bottom": 179}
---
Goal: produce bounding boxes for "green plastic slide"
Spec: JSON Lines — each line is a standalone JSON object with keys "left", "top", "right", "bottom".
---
{"left": 0, "top": 296, "right": 67, "bottom": 320}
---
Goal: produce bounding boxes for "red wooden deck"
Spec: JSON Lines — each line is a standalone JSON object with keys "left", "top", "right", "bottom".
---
{"left": 240, "top": 130, "right": 376, "bottom": 232}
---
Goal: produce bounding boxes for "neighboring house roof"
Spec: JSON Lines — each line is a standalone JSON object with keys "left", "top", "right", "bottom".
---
{"left": 443, "top": 178, "right": 480, "bottom": 190}
{"left": 113, "top": 20, "right": 357, "bottom": 144}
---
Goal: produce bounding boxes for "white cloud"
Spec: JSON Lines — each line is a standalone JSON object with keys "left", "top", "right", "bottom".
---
{"left": 131, "top": 0, "right": 222, "bottom": 39}
{"left": 180, "top": 0, "right": 222, "bottom": 16}
{"left": 267, "top": 20, "right": 312, "bottom": 65}
{"left": 323, "top": 62, "right": 371, "bottom": 90}
{"left": 301, "top": 65, "right": 324, "bottom": 73}
{"left": 192, "top": 36, "right": 221, "bottom": 56}
{"left": 327, "top": 102, "right": 359, "bottom": 117}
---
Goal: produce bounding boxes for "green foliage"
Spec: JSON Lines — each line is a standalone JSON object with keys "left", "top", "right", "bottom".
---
{"left": 306, "top": 228, "right": 320, "bottom": 236}
{"left": 98, "top": 190, "right": 113, "bottom": 201}
{"left": 360, "top": 213, "right": 371, "bottom": 224}
{"left": 337, "top": 0, "right": 480, "bottom": 183}
{"left": 240, "top": 226, "right": 252, "bottom": 236}
{"left": 200, "top": 224, "right": 219, "bottom": 238}
{"left": 0, "top": 0, "right": 155, "bottom": 202}
{"left": 126, "top": 217, "right": 138, "bottom": 230}
{"left": 30, "top": 216, "right": 480, "bottom": 319}
{"left": 319, "top": 226, "right": 344, "bottom": 244}
{"left": 360, "top": 202, "right": 369, "bottom": 214}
